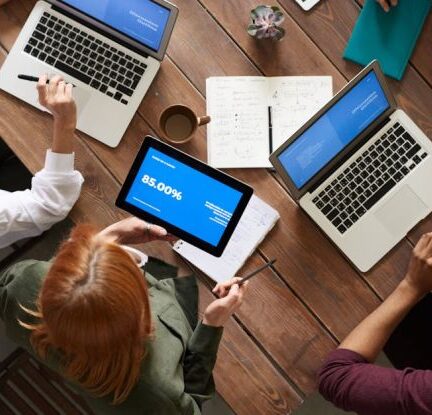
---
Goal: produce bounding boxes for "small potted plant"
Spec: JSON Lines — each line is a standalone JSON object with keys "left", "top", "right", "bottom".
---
{"left": 247, "top": 5, "right": 285, "bottom": 41}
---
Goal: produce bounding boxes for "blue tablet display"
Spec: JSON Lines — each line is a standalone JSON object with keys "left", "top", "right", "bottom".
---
{"left": 125, "top": 148, "right": 243, "bottom": 246}
{"left": 61, "top": 0, "right": 171, "bottom": 51}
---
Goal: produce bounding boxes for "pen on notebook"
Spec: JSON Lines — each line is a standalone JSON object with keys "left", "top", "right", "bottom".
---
{"left": 268, "top": 105, "right": 273, "bottom": 155}
{"left": 17, "top": 74, "right": 76, "bottom": 87}
{"left": 237, "top": 259, "right": 276, "bottom": 286}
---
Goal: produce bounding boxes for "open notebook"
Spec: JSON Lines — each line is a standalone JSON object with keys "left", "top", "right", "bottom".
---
{"left": 173, "top": 195, "right": 279, "bottom": 282}
{"left": 206, "top": 76, "right": 333, "bottom": 168}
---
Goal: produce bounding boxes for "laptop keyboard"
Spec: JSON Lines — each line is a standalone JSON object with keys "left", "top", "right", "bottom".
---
{"left": 312, "top": 122, "right": 429, "bottom": 234}
{"left": 23, "top": 11, "right": 148, "bottom": 105}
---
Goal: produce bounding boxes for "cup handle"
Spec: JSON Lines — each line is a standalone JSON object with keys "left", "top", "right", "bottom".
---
{"left": 198, "top": 115, "right": 211, "bottom": 126}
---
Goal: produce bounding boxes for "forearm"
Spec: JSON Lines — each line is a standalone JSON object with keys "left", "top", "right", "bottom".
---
{"left": 339, "top": 279, "right": 423, "bottom": 362}
{"left": 51, "top": 120, "right": 75, "bottom": 154}
{"left": 183, "top": 321, "right": 222, "bottom": 400}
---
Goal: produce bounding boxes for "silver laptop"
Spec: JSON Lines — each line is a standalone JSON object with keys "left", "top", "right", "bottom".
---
{"left": 0, "top": 0, "right": 178, "bottom": 148}
{"left": 270, "top": 61, "right": 432, "bottom": 272}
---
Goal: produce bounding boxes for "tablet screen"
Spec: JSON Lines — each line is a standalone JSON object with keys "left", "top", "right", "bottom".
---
{"left": 117, "top": 137, "right": 253, "bottom": 256}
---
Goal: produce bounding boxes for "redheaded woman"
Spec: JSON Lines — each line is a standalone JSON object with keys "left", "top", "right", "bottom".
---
{"left": 0, "top": 218, "right": 248, "bottom": 414}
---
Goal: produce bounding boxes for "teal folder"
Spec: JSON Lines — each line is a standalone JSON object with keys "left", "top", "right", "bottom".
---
{"left": 344, "top": 0, "right": 431, "bottom": 80}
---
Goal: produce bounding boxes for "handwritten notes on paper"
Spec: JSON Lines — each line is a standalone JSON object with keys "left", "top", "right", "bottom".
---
{"left": 206, "top": 76, "right": 333, "bottom": 168}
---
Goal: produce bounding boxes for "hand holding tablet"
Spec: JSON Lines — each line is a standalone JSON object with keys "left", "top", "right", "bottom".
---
{"left": 116, "top": 136, "right": 253, "bottom": 256}
{"left": 98, "top": 217, "right": 177, "bottom": 245}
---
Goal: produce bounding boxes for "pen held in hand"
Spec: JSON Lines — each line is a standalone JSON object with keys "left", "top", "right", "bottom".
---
{"left": 237, "top": 259, "right": 276, "bottom": 286}
{"left": 17, "top": 74, "right": 76, "bottom": 87}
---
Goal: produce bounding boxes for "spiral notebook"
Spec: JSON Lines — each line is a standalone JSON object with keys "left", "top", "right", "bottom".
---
{"left": 173, "top": 195, "right": 279, "bottom": 282}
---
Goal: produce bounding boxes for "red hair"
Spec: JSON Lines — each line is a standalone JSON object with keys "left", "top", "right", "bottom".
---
{"left": 20, "top": 224, "right": 153, "bottom": 404}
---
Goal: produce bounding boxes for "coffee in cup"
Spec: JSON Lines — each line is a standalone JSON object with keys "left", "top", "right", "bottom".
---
{"left": 159, "top": 105, "right": 210, "bottom": 144}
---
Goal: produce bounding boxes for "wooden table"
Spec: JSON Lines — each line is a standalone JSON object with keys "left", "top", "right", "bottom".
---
{"left": 0, "top": 1, "right": 431, "bottom": 413}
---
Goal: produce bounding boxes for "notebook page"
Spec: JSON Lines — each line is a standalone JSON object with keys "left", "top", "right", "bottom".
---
{"left": 173, "top": 195, "right": 279, "bottom": 283}
{"left": 269, "top": 76, "right": 333, "bottom": 150}
{"left": 206, "top": 77, "right": 271, "bottom": 168}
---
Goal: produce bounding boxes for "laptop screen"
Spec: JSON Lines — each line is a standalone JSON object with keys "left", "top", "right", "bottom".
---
{"left": 277, "top": 71, "right": 390, "bottom": 189}
{"left": 60, "top": 0, "right": 171, "bottom": 52}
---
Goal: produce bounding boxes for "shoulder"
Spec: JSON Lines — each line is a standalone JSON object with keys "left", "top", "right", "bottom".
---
{"left": 0, "top": 260, "right": 49, "bottom": 347}
{"left": 0, "top": 260, "right": 50, "bottom": 294}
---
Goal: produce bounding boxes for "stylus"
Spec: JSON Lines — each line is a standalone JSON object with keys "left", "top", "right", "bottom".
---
{"left": 17, "top": 74, "right": 76, "bottom": 87}
{"left": 237, "top": 259, "right": 276, "bottom": 286}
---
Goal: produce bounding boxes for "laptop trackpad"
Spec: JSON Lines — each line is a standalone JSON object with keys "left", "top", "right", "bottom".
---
{"left": 71, "top": 87, "right": 91, "bottom": 116}
{"left": 375, "top": 185, "right": 427, "bottom": 237}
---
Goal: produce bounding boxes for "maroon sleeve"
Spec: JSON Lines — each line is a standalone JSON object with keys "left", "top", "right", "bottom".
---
{"left": 318, "top": 348, "right": 432, "bottom": 415}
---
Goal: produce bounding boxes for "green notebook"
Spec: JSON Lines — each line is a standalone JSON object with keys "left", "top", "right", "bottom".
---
{"left": 344, "top": 0, "right": 431, "bottom": 80}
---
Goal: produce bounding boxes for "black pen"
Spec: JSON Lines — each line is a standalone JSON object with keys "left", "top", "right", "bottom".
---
{"left": 238, "top": 259, "right": 276, "bottom": 286}
{"left": 268, "top": 105, "right": 273, "bottom": 155}
{"left": 17, "top": 74, "right": 76, "bottom": 87}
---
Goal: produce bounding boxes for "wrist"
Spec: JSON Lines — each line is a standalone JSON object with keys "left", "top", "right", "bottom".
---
{"left": 53, "top": 117, "right": 76, "bottom": 132}
{"left": 397, "top": 278, "right": 425, "bottom": 304}
{"left": 203, "top": 315, "right": 224, "bottom": 328}
{"left": 98, "top": 226, "right": 121, "bottom": 243}
{"left": 51, "top": 120, "right": 75, "bottom": 154}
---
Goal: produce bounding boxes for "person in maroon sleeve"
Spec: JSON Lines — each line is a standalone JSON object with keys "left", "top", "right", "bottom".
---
{"left": 318, "top": 232, "right": 432, "bottom": 415}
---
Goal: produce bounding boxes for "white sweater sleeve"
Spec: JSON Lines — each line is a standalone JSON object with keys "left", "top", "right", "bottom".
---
{"left": 0, "top": 150, "right": 84, "bottom": 249}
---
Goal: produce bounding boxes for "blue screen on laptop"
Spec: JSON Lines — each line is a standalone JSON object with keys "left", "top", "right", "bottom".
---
{"left": 278, "top": 71, "right": 390, "bottom": 189}
{"left": 61, "top": 0, "right": 171, "bottom": 51}
{"left": 125, "top": 148, "right": 243, "bottom": 246}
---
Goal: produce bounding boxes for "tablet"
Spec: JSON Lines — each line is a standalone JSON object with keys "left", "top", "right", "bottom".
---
{"left": 116, "top": 136, "right": 253, "bottom": 256}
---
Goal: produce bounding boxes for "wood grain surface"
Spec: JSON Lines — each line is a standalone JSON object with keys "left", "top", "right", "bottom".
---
{"left": 0, "top": 1, "right": 430, "bottom": 413}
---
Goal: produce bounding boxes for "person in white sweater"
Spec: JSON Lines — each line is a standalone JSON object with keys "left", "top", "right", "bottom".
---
{"left": 0, "top": 74, "right": 83, "bottom": 248}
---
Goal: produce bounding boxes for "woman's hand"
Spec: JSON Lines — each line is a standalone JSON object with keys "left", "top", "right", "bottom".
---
{"left": 403, "top": 232, "right": 432, "bottom": 298}
{"left": 37, "top": 74, "right": 77, "bottom": 154}
{"left": 203, "top": 278, "right": 249, "bottom": 327}
{"left": 98, "top": 217, "right": 176, "bottom": 245}
{"left": 37, "top": 74, "right": 76, "bottom": 129}
{"left": 376, "top": 0, "right": 398, "bottom": 12}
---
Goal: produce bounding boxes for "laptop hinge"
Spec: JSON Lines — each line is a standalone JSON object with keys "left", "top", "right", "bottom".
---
{"left": 51, "top": 5, "right": 150, "bottom": 59}
{"left": 308, "top": 116, "right": 392, "bottom": 194}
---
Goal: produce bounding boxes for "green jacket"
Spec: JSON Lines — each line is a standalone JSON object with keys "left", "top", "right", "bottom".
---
{"left": 0, "top": 259, "right": 223, "bottom": 414}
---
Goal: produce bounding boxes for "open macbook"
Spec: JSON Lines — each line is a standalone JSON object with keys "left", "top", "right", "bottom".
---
{"left": 116, "top": 136, "right": 253, "bottom": 257}
{"left": 270, "top": 61, "right": 432, "bottom": 272}
{"left": 0, "top": 0, "right": 178, "bottom": 147}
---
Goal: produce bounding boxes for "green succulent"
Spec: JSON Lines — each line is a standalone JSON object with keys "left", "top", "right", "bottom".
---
{"left": 248, "top": 5, "right": 285, "bottom": 41}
